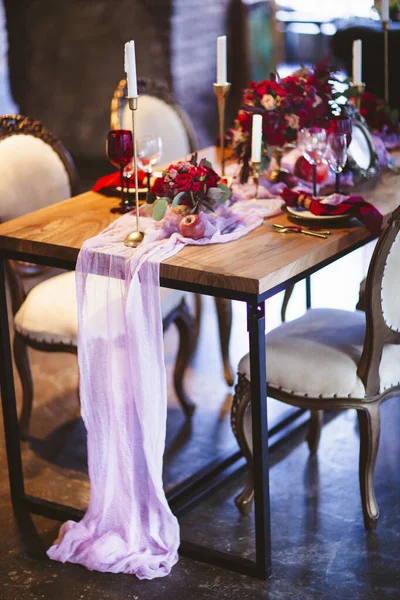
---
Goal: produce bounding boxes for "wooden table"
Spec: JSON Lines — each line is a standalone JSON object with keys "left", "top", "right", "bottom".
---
{"left": 0, "top": 147, "right": 399, "bottom": 580}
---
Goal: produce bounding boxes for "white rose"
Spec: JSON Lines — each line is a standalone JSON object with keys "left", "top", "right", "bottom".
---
{"left": 285, "top": 114, "right": 300, "bottom": 130}
{"left": 260, "top": 94, "right": 276, "bottom": 111}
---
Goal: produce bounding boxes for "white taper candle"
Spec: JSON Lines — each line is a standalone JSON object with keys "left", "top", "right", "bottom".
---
{"left": 124, "top": 40, "right": 138, "bottom": 98}
{"left": 352, "top": 39, "right": 362, "bottom": 85}
{"left": 251, "top": 114, "right": 262, "bottom": 163}
{"left": 217, "top": 36, "right": 227, "bottom": 84}
{"left": 382, "top": 0, "right": 389, "bottom": 22}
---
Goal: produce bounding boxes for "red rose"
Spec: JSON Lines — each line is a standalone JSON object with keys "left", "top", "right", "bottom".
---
{"left": 191, "top": 180, "right": 202, "bottom": 193}
{"left": 175, "top": 173, "right": 192, "bottom": 192}
{"left": 152, "top": 177, "right": 165, "bottom": 195}
{"left": 238, "top": 112, "right": 252, "bottom": 131}
{"left": 255, "top": 81, "right": 267, "bottom": 97}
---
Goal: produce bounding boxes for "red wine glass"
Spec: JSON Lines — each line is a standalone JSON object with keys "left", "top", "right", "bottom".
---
{"left": 106, "top": 130, "right": 134, "bottom": 213}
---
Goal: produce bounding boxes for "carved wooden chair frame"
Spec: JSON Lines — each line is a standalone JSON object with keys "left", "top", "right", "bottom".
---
{"left": 231, "top": 206, "right": 400, "bottom": 529}
{"left": 110, "top": 77, "right": 198, "bottom": 153}
{"left": 110, "top": 78, "right": 235, "bottom": 385}
{"left": 1, "top": 115, "right": 195, "bottom": 438}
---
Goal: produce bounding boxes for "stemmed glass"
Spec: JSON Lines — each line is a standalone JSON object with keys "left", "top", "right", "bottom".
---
{"left": 334, "top": 116, "right": 353, "bottom": 148}
{"left": 327, "top": 133, "right": 348, "bottom": 194}
{"left": 137, "top": 135, "right": 163, "bottom": 189}
{"left": 106, "top": 130, "right": 134, "bottom": 213}
{"left": 298, "top": 128, "right": 327, "bottom": 197}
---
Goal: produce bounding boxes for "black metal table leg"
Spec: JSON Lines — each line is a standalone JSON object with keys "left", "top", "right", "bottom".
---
{"left": 306, "top": 276, "right": 312, "bottom": 310}
{"left": 247, "top": 301, "right": 271, "bottom": 580}
{"left": 0, "top": 258, "right": 25, "bottom": 509}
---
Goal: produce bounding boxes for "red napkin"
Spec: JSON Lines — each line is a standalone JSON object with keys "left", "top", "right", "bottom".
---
{"left": 281, "top": 188, "right": 383, "bottom": 235}
{"left": 92, "top": 170, "right": 147, "bottom": 193}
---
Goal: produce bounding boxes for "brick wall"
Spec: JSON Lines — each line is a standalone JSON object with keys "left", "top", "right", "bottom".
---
{"left": 4, "top": 0, "right": 248, "bottom": 160}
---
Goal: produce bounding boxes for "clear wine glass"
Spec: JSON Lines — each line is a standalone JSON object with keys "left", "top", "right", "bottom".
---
{"left": 137, "top": 135, "right": 163, "bottom": 189}
{"left": 327, "top": 132, "right": 348, "bottom": 194}
{"left": 106, "top": 130, "right": 133, "bottom": 214}
{"left": 298, "top": 128, "right": 327, "bottom": 196}
{"left": 334, "top": 117, "right": 352, "bottom": 147}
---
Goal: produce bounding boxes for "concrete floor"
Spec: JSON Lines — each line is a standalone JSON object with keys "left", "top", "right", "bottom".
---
{"left": 1, "top": 253, "right": 400, "bottom": 600}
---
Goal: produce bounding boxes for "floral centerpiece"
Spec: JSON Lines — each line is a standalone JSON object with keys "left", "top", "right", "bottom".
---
{"left": 360, "top": 92, "right": 400, "bottom": 145}
{"left": 229, "top": 61, "right": 339, "bottom": 183}
{"left": 146, "top": 153, "right": 231, "bottom": 239}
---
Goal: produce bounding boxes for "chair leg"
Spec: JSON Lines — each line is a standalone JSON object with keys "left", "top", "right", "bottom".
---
{"left": 306, "top": 410, "right": 323, "bottom": 454}
{"left": 214, "top": 297, "right": 234, "bottom": 386}
{"left": 357, "top": 405, "right": 380, "bottom": 530}
{"left": 193, "top": 294, "right": 202, "bottom": 355}
{"left": 173, "top": 302, "right": 196, "bottom": 419}
{"left": 281, "top": 285, "right": 295, "bottom": 322}
{"left": 13, "top": 333, "right": 34, "bottom": 440}
{"left": 231, "top": 373, "right": 254, "bottom": 515}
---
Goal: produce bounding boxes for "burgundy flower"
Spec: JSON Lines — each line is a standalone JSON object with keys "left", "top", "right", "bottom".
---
{"left": 191, "top": 180, "right": 202, "bottom": 193}
{"left": 175, "top": 173, "right": 192, "bottom": 192}
{"left": 152, "top": 177, "right": 165, "bottom": 196}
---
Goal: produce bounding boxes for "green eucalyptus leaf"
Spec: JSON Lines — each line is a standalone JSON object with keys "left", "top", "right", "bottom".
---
{"left": 217, "top": 183, "right": 231, "bottom": 201}
{"left": 172, "top": 191, "right": 187, "bottom": 207}
{"left": 152, "top": 198, "right": 169, "bottom": 221}
{"left": 206, "top": 187, "right": 224, "bottom": 201}
{"left": 342, "top": 87, "right": 357, "bottom": 99}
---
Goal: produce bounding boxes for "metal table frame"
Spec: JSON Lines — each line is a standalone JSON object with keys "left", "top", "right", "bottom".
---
{"left": 0, "top": 232, "right": 373, "bottom": 580}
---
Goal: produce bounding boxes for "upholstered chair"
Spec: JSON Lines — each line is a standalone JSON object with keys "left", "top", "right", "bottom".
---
{"left": 0, "top": 115, "right": 196, "bottom": 439}
{"left": 111, "top": 78, "right": 235, "bottom": 386}
{"left": 111, "top": 78, "right": 196, "bottom": 165}
{"left": 231, "top": 206, "right": 400, "bottom": 530}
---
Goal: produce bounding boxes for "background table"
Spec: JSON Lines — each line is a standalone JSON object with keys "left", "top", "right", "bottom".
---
{"left": 0, "top": 147, "right": 399, "bottom": 580}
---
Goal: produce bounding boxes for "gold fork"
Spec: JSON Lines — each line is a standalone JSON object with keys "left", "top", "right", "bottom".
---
{"left": 263, "top": 221, "right": 328, "bottom": 239}
{"left": 272, "top": 223, "right": 331, "bottom": 235}
{"left": 274, "top": 227, "right": 328, "bottom": 239}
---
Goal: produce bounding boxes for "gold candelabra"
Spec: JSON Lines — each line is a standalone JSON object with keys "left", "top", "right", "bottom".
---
{"left": 124, "top": 97, "right": 145, "bottom": 248}
{"left": 213, "top": 82, "right": 231, "bottom": 176}
{"left": 383, "top": 20, "right": 389, "bottom": 104}
{"left": 352, "top": 83, "right": 365, "bottom": 111}
{"left": 252, "top": 161, "right": 261, "bottom": 200}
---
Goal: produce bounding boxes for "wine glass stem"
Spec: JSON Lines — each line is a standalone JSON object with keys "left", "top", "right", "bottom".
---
{"left": 147, "top": 167, "right": 152, "bottom": 191}
{"left": 335, "top": 171, "right": 340, "bottom": 194}
{"left": 120, "top": 166, "right": 125, "bottom": 208}
{"left": 312, "top": 164, "right": 317, "bottom": 197}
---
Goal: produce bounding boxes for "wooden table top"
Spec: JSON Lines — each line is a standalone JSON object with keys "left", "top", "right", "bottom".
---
{"left": 0, "top": 146, "right": 398, "bottom": 299}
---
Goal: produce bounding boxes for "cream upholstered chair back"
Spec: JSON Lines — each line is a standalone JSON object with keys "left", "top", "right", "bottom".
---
{"left": 110, "top": 78, "right": 197, "bottom": 165}
{"left": 358, "top": 206, "right": 400, "bottom": 396}
{"left": 0, "top": 115, "right": 80, "bottom": 223}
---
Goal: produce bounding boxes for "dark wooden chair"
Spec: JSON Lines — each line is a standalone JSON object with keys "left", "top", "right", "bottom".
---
{"left": 0, "top": 114, "right": 196, "bottom": 438}
{"left": 231, "top": 207, "right": 400, "bottom": 529}
{"left": 111, "top": 78, "right": 235, "bottom": 385}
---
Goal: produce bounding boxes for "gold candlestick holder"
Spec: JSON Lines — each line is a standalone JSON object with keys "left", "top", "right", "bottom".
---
{"left": 351, "top": 82, "right": 365, "bottom": 111}
{"left": 252, "top": 161, "right": 261, "bottom": 200}
{"left": 213, "top": 82, "right": 231, "bottom": 177}
{"left": 383, "top": 20, "right": 389, "bottom": 104}
{"left": 124, "top": 97, "right": 145, "bottom": 248}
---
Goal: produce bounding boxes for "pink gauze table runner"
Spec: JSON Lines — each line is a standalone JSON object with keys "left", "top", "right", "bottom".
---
{"left": 46, "top": 198, "right": 283, "bottom": 580}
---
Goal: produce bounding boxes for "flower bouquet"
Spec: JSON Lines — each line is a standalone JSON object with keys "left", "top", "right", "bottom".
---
{"left": 146, "top": 153, "right": 231, "bottom": 239}
{"left": 229, "top": 61, "right": 339, "bottom": 183}
{"left": 360, "top": 92, "right": 400, "bottom": 150}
